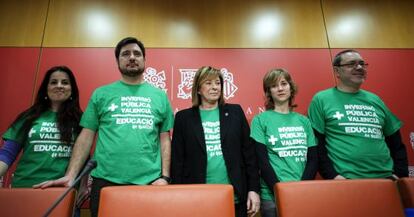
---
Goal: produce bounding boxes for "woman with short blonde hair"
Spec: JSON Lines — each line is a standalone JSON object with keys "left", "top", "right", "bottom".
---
{"left": 172, "top": 66, "right": 260, "bottom": 217}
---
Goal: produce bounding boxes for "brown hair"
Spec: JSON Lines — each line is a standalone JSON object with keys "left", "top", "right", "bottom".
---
{"left": 191, "top": 66, "right": 225, "bottom": 107}
{"left": 262, "top": 68, "right": 297, "bottom": 110}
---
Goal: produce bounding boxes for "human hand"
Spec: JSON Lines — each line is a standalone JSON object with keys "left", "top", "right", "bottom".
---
{"left": 334, "top": 175, "right": 346, "bottom": 180}
{"left": 389, "top": 174, "right": 399, "bottom": 181}
{"left": 33, "top": 175, "right": 74, "bottom": 189}
{"left": 151, "top": 178, "right": 168, "bottom": 185}
{"left": 246, "top": 191, "right": 260, "bottom": 216}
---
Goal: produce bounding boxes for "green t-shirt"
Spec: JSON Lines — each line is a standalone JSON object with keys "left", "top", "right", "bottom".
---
{"left": 200, "top": 108, "right": 239, "bottom": 202}
{"left": 250, "top": 111, "right": 316, "bottom": 201}
{"left": 3, "top": 111, "right": 73, "bottom": 187}
{"left": 308, "top": 87, "right": 401, "bottom": 179}
{"left": 81, "top": 81, "right": 174, "bottom": 184}
{"left": 199, "top": 108, "right": 231, "bottom": 185}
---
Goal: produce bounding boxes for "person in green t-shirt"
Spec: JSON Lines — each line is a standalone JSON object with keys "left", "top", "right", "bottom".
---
{"left": 35, "top": 37, "right": 174, "bottom": 217}
{"left": 171, "top": 66, "right": 260, "bottom": 217}
{"left": 0, "top": 66, "right": 82, "bottom": 187}
{"left": 308, "top": 49, "right": 408, "bottom": 180}
{"left": 250, "top": 68, "right": 317, "bottom": 217}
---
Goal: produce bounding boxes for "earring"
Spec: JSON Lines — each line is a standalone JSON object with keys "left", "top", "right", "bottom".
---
{"left": 70, "top": 96, "right": 73, "bottom": 100}
{"left": 44, "top": 96, "right": 48, "bottom": 100}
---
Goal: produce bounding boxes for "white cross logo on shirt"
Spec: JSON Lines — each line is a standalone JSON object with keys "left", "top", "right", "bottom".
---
{"left": 108, "top": 103, "right": 118, "bottom": 112}
{"left": 333, "top": 111, "right": 344, "bottom": 120}
{"left": 28, "top": 128, "right": 36, "bottom": 138}
{"left": 268, "top": 135, "right": 278, "bottom": 145}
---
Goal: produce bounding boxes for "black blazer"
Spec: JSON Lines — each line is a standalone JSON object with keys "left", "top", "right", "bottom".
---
{"left": 171, "top": 104, "right": 259, "bottom": 202}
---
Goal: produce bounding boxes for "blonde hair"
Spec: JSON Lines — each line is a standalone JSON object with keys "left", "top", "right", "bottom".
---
{"left": 191, "top": 66, "right": 225, "bottom": 107}
{"left": 262, "top": 68, "right": 297, "bottom": 110}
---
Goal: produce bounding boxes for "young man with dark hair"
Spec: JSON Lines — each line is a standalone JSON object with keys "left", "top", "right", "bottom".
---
{"left": 36, "top": 37, "right": 174, "bottom": 217}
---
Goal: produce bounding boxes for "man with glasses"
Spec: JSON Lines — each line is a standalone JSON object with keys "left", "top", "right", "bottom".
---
{"left": 308, "top": 49, "right": 408, "bottom": 180}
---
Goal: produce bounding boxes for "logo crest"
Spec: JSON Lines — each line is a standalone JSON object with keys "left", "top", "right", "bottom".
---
{"left": 176, "top": 68, "right": 238, "bottom": 100}
{"left": 144, "top": 67, "right": 167, "bottom": 92}
{"left": 221, "top": 68, "right": 238, "bottom": 100}
{"left": 177, "top": 69, "right": 197, "bottom": 99}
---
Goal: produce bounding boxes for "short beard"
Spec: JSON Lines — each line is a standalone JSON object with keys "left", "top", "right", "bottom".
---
{"left": 119, "top": 67, "right": 144, "bottom": 77}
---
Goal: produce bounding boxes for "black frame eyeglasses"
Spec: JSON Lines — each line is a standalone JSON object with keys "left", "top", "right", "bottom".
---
{"left": 336, "top": 61, "right": 369, "bottom": 69}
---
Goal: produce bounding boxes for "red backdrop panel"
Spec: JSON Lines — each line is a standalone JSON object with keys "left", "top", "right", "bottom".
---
{"left": 38, "top": 48, "right": 334, "bottom": 116}
{"left": 0, "top": 48, "right": 40, "bottom": 133}
{"left": 38, "top": 48, "right": 414, "bottom": 163}
{"left": 1, "top": 48, "right": 413, "bottom": 187}
{"left": 145, "top": 48, "right": 335, "bottom": 119}
{"left": 36, "top": 48, "right": 117, "bottom": 110}
{"left": 0, "top": 48, "right": 40, "bottom": 187}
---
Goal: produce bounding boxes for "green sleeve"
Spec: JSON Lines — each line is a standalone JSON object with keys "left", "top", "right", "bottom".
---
{"left": 307, "top": 95, "right": 325, "bottom": 134}
{"left": 304, "top": 118, "right": 317, "bottom": 147}
{"left": 3, "top": 118, "right": 26, "bottom": 144}
{"left": 377, "top": 99, "right": 402, "bottom": 136}
{"left": 250, "top": 115, "right": 265, "bottom": 144}
{"left": 80, "top": 91, "right": 100, "bottom": 131}
{"left": 159, "top": 94, "right": 174, "bottom": 132}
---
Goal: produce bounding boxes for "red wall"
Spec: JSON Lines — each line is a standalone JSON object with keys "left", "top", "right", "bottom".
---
{"left": 1, "top": 48, "right": 414, "bottom": 186}
{"left": 0, "top": 48, "right": 40, "bottom": 133}
{"left": 36, "top": 48, "right": 334, "bottom": 117}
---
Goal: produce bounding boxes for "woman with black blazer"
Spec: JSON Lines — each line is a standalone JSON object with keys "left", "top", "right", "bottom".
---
{"left": 171, "top": 66, "right": 260, "bottom": 217}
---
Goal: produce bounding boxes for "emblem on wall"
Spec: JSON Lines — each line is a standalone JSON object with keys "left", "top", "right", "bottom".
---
{"left": 409, "top": 166, "right": 414, "bottom": 178}
{"left": 176, "top": 68, "right": 238, "bottom": 100}
{"left": 177, "top": 69, "right": 197, "bottom": 99}
{"left": 144, "top": 67, "right": 167, "bottom": 92}
{"left": 220, "top": 68, "right": 238, "bottom": 100}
